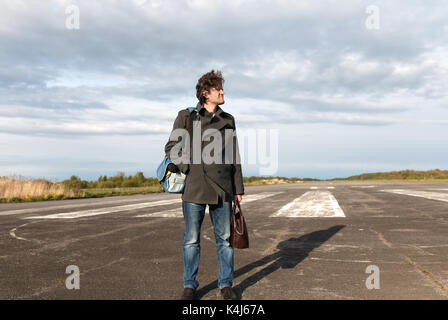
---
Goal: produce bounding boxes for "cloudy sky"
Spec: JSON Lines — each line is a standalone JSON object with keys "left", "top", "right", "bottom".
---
{"left": 1, "top": 0, "right": 447, "bottom": 181}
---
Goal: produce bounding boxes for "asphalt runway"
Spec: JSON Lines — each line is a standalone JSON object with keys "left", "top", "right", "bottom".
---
{"left": 1, "top": 181, "right": 448, "bottom": 300}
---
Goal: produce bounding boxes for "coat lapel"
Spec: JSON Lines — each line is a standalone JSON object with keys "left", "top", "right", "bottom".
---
{"left": 196, "top": 103, "right": 234, "bottom": 131}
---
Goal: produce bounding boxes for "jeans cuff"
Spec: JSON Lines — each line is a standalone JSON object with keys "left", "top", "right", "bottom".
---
{"left": 218, "top": 282, "right": 233, "bottom": 289}
{"left": 184, "top": 281, "right": 199, "bottom": 290}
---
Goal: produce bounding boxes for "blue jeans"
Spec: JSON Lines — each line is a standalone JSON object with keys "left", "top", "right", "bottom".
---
{"left": 182, "top": 197, "right": 234, "bottom": 290}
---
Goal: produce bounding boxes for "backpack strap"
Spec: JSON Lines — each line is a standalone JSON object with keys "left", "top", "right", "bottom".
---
{"left": 185, "top": 107, "right": 197, "bottom": 132}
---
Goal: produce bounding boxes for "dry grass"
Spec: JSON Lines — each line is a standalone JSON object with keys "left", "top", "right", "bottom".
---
{"left": 0, "top": 176, "right": 76, "bottom": 200}
{"left": 260, "top": 178, "right": 295, "bottom": 185}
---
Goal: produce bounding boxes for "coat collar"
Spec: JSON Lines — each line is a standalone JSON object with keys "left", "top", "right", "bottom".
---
{"left": 196, "top": 102, "right": 224, "bottom": 117}
{"left": 195, "top": 102, "right": 234, "bottom": 128}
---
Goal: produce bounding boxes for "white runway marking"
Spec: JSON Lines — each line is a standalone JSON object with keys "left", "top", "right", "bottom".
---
{"left": 309, "top": 186, "right": 334, "bottom": 189}
{"left": 10, "top": 225, "right": 31, "bottom": 241}
{"left": 9, "top": 221, "right": 41, "bottom": 242}
{"left": 24, "top": 199, "right": 182, "bottom": 219}
{"left": 135, "top": 207, "right": 182, "bottom": 218}
{"left": 310, "top": 257, "right": 372, "bottom": 263}
{"left": 417, "top": 244, "right": 448, "bottom": 248}
{"left": 23, "top": 192, "right": 284, "bottom": 219}
{"left": 270, "top": 191, "right": 345, "bottom": 218}
{"left": 350, "top": 186, "right": 376, "bottom": 188}
{"left": 135, "top": 192, "right": 283, "bottom": 218}
{"left": 0, "top": 197, "right": 172, "bottom": 216}
{"left": 380, "top": 189, "right": 448, "bottom": 203}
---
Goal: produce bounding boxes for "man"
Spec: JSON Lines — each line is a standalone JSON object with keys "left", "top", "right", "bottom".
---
{"left": 164, "top": 70, "right": 244, "bottom": 300}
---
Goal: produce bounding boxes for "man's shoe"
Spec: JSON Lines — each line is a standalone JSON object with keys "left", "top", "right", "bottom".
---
{"left": 181, "top": 288, "right": 196, "bottom": 300}
{"left": 220, "top": 286, "right": 238, "bottom": 300}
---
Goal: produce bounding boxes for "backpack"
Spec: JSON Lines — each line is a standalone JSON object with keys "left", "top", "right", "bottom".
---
{"left": 156, "top": 107, "right": 196, "bottom": 193}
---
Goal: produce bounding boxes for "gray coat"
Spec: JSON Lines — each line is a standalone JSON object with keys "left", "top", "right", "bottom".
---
{"left": 165, "top": 102, "right": 244, "bottom": 204}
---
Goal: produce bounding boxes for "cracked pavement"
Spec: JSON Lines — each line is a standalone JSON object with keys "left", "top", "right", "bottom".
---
{"left": 1, "top": 181, "right": 448, "bottom": 299}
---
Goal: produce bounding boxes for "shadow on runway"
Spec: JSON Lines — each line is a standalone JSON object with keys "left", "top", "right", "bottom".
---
{"left": 195, "top": 225, "right": 345, "bottom": 300}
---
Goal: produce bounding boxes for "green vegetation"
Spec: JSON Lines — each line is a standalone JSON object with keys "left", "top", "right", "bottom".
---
{"left": 2, "top": 169, "right": 447, "bottom": 203}
{"left": 61, "top": 172, "right": 163, "bottom": 199}
{"left": 243, "top": 176, "right": 306, "bottom": 185}
{"left": 63, "top": 172, "right": 160, "bottom": 190}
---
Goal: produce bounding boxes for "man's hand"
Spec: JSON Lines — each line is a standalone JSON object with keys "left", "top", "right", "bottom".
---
{"left": 234, "top": 194, "right": 242, "bottom": 205}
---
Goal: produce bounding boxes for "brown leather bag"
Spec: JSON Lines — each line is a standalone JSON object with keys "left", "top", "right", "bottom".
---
{"left": 230, "top": 201, "right": 249, "bottom": 249}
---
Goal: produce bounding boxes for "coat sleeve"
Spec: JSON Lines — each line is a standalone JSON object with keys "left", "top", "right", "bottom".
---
{"left": 164, "top": 110, "right": 190, "bottom": 174}
{"left": 232, "top": 118, "right": 245, "bottom": 195}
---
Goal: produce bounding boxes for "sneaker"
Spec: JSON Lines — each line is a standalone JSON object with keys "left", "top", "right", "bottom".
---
{"left": 220, "top": 286, "right": 238, "bottom": 300}
{"left": 181, "top": 287, "right": 196, "bottom": 300}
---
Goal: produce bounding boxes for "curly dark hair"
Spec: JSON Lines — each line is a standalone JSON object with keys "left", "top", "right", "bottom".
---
{"left": 196, "top": 70, "right": 224, "bottom": 105}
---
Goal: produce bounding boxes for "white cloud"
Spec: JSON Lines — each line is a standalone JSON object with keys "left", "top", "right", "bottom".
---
{"left": 1, "top": 0, "right": 447, "bottom": 179}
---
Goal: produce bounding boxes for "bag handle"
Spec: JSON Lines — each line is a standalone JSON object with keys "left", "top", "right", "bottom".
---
{"left": 232, "top": 201, "right": 241, "bottom": 215}
{"left": 232, "top": 202, "right": 245, "bottom": 235}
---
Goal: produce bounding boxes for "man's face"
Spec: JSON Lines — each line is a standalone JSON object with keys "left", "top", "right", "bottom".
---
{"left": 203, "top": 86, "right": 225, "bottom": 106}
